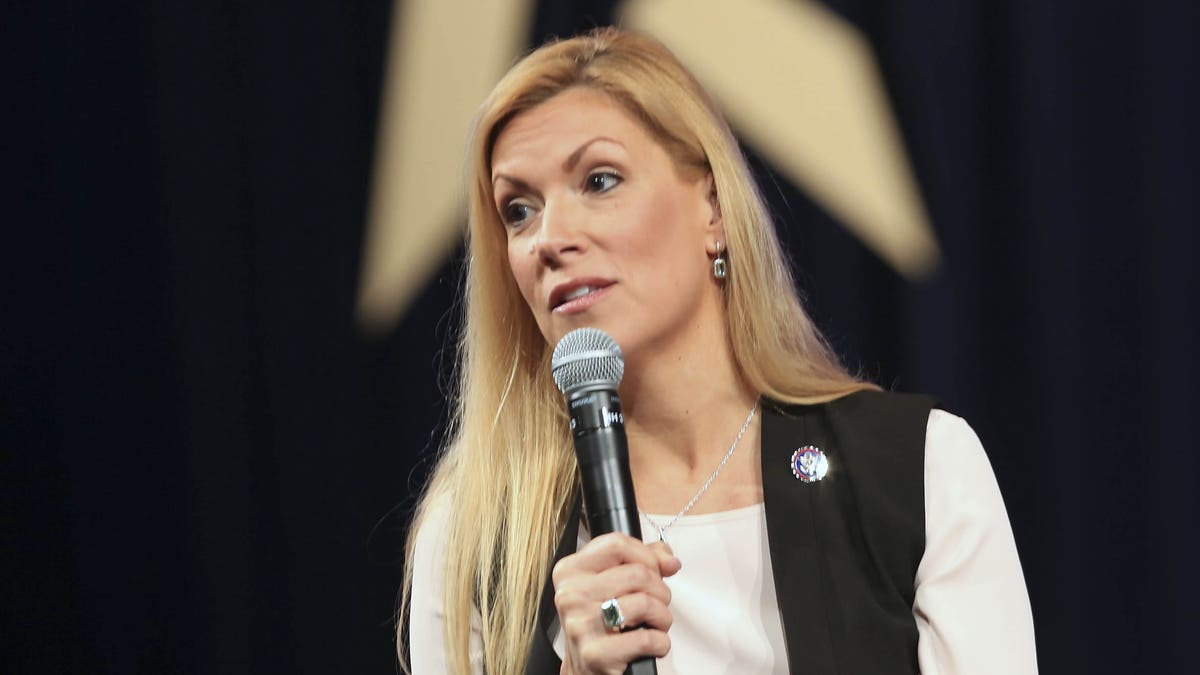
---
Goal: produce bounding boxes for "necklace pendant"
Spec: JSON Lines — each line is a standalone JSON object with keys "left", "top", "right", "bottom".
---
{"left": 656, "top": 526, "right": 667, "bottom": 543}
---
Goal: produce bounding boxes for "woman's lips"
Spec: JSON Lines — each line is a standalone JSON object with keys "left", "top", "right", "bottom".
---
{"left": 552, "top": 283, "right": 615, "bottom": 315}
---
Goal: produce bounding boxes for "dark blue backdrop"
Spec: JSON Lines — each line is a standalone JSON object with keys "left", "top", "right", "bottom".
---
{"left": 8, "top": 1, "right": 1197, "bottom": 672}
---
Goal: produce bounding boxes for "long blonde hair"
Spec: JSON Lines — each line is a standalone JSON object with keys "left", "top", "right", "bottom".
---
{"left": 398, "top": 27, "right": 875, "bottom": 674}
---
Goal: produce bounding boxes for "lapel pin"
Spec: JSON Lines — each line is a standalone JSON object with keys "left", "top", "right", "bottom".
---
{"left": 790, "top": 446, "right": 829, "bottom": 482}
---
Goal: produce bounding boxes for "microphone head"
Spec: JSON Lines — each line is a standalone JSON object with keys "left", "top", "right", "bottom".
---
{"left": 551, "top": 328, "right": 625, "bottom": 396}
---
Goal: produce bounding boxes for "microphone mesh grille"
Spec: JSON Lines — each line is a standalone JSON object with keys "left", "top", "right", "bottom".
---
{"left": 551, "top": 328, "right": 624, "bottom": 395}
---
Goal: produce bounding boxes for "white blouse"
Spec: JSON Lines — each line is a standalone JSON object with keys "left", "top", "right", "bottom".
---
{"left": 409, "top": 410, "right": 1038, "bottom": 674}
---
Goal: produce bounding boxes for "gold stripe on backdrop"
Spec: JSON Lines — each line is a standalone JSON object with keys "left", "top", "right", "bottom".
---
{"left": 622, "top": 0, "right": 940, "bottom": 281}
{"left": 357, "top": 0, "right": 533, "bottom": 333}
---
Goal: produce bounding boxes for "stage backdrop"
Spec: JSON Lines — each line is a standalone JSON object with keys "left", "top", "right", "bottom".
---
{"left": 8, "top": 1, "right": 1197, "bottom": 673}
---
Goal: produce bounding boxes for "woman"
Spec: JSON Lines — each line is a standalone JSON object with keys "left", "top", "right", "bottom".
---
{"left": 400, "top": 27, "right": 1036, "bottom": 675}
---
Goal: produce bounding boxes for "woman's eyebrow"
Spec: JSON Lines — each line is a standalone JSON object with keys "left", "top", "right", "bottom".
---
{"left": 562, "top": 136, "right": 624, "bottom": 172}
{"left": 491, "top": 174, "right": 533, "bottom": 194}
{"left": 492, "top": 137, "right": 625, "bottom": 188}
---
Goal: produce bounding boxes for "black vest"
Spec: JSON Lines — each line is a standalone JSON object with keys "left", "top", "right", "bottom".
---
{"left": 525, "top": 390, "right": 934, "bottom": 674}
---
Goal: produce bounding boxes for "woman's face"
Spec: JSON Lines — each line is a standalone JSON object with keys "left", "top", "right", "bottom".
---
{"left": 490, "top": 87, "right": 722, "bottom": 361}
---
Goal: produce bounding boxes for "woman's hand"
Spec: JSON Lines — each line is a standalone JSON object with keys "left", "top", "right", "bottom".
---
{"left": 553, "top": 533, "right": 681, "bottom": 675}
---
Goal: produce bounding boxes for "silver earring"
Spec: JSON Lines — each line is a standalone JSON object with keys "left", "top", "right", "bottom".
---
{"left": 713, "top": 242, "right": 728, "bottom": 280}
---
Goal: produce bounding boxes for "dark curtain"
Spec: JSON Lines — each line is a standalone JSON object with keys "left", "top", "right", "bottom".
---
{"left": 8, "top": 1, "right": 1196, "bottom": 673}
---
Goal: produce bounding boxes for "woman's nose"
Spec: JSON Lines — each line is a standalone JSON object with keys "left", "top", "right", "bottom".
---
{"left": 534, "top": 195, "right": 586, "bottom": 267}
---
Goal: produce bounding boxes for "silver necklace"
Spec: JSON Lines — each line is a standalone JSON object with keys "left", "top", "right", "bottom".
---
{"left": 641, "top": 401, "right": 758, "bottom": 542}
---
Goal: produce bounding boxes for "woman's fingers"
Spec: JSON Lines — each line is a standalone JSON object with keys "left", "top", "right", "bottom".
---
{"left": 561, "top": 627, "right": 671, "bottom": 675}
{"left": 560, "top": 589, "right": 673, "bottom": 635}
{"left": 553, "top": 532, "right": 672, "bottom": 582}
{"left": 576, "top": 627, "right": 672, "bottom": 671}
{"left": 558, "top": 561, "right": 670, "bottom": 605}
{"left": 551, "top": 533, "right": 681, "bottom": 618}
{"left": 648, "top": 540, "right": 681, "bottom": 577}
{"left": 609, "top": 591, "right": 674, "bottom": 632}
{"left": 552, "top": 533, "right": 679, "bottom": 673}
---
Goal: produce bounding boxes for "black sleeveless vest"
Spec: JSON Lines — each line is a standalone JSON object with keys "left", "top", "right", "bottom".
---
{"left": 525, "top": 390, "right": 934, "bottom": 674}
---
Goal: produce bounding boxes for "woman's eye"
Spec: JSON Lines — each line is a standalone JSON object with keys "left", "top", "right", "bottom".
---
{"left": 585, "top": 171, "right": 622, "bottom": 193}
{"left": 501, "top": 202, "right": 533, "bottom": 226}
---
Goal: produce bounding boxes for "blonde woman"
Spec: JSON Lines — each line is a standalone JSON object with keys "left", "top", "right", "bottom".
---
{"left": 401, "top": 28, "right": 1036, "bottom": 675}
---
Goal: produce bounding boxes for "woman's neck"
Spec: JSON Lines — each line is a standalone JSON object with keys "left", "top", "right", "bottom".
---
{"left": 619, "top": 329, "right": 760, "bottom": 486}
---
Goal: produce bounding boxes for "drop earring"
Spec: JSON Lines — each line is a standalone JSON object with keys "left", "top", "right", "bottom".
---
{"left": 713, "top": 241, "right": 728, "bottom": 280}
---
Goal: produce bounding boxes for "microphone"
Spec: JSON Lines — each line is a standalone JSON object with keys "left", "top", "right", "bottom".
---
{"left": 552, "top": 327, "right": 657, "bottom": 675}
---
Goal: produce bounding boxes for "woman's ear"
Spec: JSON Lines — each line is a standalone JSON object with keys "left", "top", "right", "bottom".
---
{"left": 703, "top": 172, "right": 725, "bottom": 255}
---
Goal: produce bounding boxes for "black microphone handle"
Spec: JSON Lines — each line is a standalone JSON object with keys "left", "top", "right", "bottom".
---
{"left": 568, "top": 390, "right": 657, "bottom": 675}
{"left": 575, "top": 426, "right": 641, "bottom": 538}
{"left": 626, "top": 658, "right": 657, "bottom": 675}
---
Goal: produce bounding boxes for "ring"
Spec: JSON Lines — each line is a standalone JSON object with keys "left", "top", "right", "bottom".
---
{"left": 599, "top": 597, "right": 626, "bottom": 632}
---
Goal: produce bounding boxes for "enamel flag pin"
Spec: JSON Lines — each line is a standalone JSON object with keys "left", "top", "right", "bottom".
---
{"left": 790, "top": 445, "right": 829, "bottom": 482}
